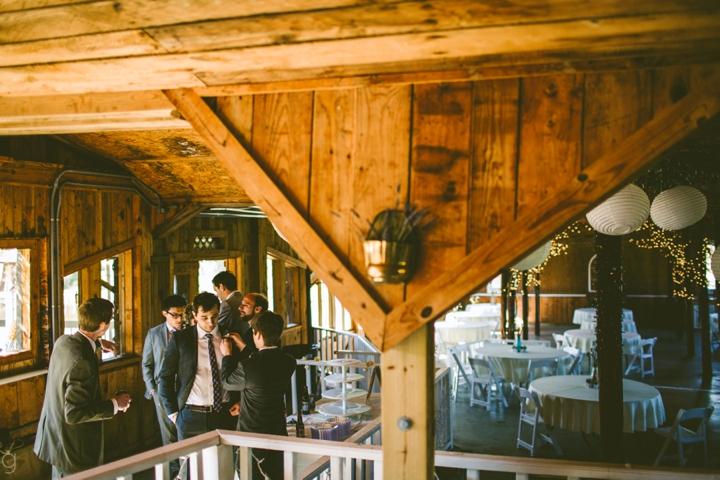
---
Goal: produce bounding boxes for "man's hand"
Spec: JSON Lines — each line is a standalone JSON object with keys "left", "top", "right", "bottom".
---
{"left": 169, "top": 412, "right": 178, "bottom": 424}
{"left": 149, "top": 389, "right": 154, "bottom": 396}
{"left": 229, "top": 401, "right": 241, "bottom": 416}
{"left": 227, "top": 332, "right": 246, "bottom": 351}
{"left": 100, "top": 338, "right": 118, "bottom": 358}
{"left": 220, "top": 338, "right": 233, "bottom": 356}
{"left": 115, "top": 393, "right": 131, "bottom": 412}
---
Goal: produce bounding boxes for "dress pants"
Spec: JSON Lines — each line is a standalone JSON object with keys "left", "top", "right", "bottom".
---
{"left": 152, "top": 393, "right": 180, "bottom": 476}
{"left": 253, "top": 448, "right": 283, "bottom": 480}
{"left": 176, "top": 404, "right": 234, "bottom": 441}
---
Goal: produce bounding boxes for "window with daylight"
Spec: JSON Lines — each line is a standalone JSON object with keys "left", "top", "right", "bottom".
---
{"left": 266, "top": 248, "right": 306, "bottom": 328}
{"left": 0, "top": 247, "right": 32, "bottom": 358}
{"left": 310, "top": 280, "right": 353, "bottom": 332}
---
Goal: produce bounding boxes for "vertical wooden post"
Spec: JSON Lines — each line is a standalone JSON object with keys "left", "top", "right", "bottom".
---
{"left": 595, "top": 232, "right": 624, "bottom": 463}
{"left": 521, "top": 272, "right": 529, "bottom": 340}
{"left": 534, "top": 273, "right": 541, "bottom": 337}
{"left": 382, "top": 324, "right": 434, "bottom": 480}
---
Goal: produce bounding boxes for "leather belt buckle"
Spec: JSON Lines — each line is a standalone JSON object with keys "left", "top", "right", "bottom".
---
{"left": 185, "top": 404, "right": 213, "bottom": 413}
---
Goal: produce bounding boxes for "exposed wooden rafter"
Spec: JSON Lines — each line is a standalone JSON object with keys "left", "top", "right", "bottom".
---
{"left": 152, "top": 202, "right": 206, "bottom": 239}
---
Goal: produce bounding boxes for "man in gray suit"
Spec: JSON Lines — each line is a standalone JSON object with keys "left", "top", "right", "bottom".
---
{"left": 212, "top": 271, "right": 246, "bottom": 335}
{"left": 142, "top": 294, "right": 186, "bottom": 477}
{"left": 34, "top": 298, "right": 131, "bottom": 478}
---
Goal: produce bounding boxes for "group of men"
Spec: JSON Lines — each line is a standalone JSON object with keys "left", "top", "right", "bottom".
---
{"left": 34, "top": 271, "right": 296, "bottom": 479}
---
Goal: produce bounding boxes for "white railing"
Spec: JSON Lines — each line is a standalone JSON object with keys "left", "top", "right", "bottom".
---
{"left": 66, "top": 428, "right": 719, "bottom": 480}
{"left": 313, "top": 326, "right": 379, "bottom": 362}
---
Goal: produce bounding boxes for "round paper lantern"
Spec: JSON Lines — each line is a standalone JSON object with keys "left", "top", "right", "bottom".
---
{"left": 650, "top": 186, "right": 707, "bottom": 231}
{"left": 586, "top": 184, "right": 650, "bottom": 235}
{"left": 513, "top": 241, "right": 552, "bottom": 271}
{"left": 711, "top": 247, "right": 720, "bottom": 281}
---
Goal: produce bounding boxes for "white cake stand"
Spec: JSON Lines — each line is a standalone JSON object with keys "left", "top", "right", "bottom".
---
{"left": 317, "top": 358, "right": 371, "bottom": 416}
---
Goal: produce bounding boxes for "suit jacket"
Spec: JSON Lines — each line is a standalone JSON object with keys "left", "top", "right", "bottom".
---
{"left": 142, "top": 322, "right": 172, "bottom": 400}
{"left": 217, "top": 291, "right": 247, "bottom": 335}
{"left": 221, "top": 348, "right": 296, "bottom": 435}
{"left": 159, "top": 325, "right": 238, "bottom": 416}
{"left": 236, "top": 321, "right": 257, "bottom": 362}
{"left": 34, "top": 332, "right": 115, "bottom": 474}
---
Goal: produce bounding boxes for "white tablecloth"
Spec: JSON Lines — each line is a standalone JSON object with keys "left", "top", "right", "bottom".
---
{"left": 529, "top": 376, "right": 665, "bottom": 434}
{"left": 435, "top": 321, "right": 491, "bottom": 344}
{"left": 464, "top": 304, "right": 502, "bottom": 315}
{"left": 446, "top": 310, "right": 500, "bottom": 323}
{"left": 580, "top": 319, "right": 638, "bottom": 333}
{"left": 564, "top": 329, "right": 641, "bottom": 356}
{"left": 572, "top": 308, "right": 634, "bottom": 325}
{"left": 472, "top": 344, "right": 572, "bottom": 384}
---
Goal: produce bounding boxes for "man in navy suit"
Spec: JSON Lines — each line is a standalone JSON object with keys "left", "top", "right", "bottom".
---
{"left": 212, "top": 271, "right": 246, "bottom": 335}
{"left": 142, "top": 294, "right": 186, "bottom": 476}
{"left": 158, "top": 292, "right": 235, "bottom": 441}
{"left": 221, "top": 311, "right": 296, "bottom": 479}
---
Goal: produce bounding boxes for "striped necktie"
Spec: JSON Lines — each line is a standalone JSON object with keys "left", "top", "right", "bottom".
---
{"left": 205, "top": 333, "right": 223, "bottom": 412}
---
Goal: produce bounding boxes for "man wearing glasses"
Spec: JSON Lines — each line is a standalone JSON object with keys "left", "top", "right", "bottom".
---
{"left": 142, "top": 294, "right": 186, "bottom": 478}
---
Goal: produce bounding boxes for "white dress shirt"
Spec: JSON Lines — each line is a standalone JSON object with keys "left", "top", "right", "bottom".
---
{"left": 185, "top": 324, "right": 230, "bottom": 406}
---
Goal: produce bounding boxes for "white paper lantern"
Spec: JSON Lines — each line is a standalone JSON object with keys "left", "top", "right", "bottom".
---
{"left": 711, "top": 247, "right": 720, "bottom": 282}
{"left": 650, "top": 186, "right": 707, "bottom": 231}
{"left": 586, "top": 184, "right": 650, "bottom": 235}
{"left": 513, "top": 241, "right": 552, "bottom": 271}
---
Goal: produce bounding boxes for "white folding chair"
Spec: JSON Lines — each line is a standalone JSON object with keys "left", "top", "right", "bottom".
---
{"left": 562, "top": 345, "right": 579, "bottom": 356}
{"left": 523, "top": 340, "right": 551, "bottom": 348}
{"left": 514, "top": 386, "right": 563, "bottom": 457}
{"left": 485, "top": 338, "right": 513, "bottom": 345}
{"left": 552, "top": 333, "right": 567, "bottom": 349}
{"left": 626, "top": 337, "right": 657, "bottom": 377}
{"left": 566, "top": 351, "right": 584, "bottom": 375}
{"left": 468, "top": 357, "right": 508, "bottom": 410}
{"left": 447, "top": 340, "right": 485, "bottom": 401}
{"left": 488, "top": 319, "right": 501, "bottom": 339}
{"left": 654, "top": 406, "right": 714, "bottom": 468}
{"left": 525, "top": 358, "right": 558, "bottom": 386}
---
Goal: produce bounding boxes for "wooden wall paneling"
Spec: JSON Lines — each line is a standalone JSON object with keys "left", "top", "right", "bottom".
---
{"left": 216, "top": 95, "right": 253, "bottom": 148}
{"left": 35, "top": 186, "right": 48, "bottom": 237}
{"left": 468, "top": 79, "right": 520, "bottom": 250}
{"left": 252, "top": 91, "right": 314, "bottom": 217}
{"left": 583, "top": 71, "right": 654, "bottom": 167}
{"left": 22, "top": 185, "right": 35, "bottom": 234}
{"left": 653, "top": 64, "right": 720, "bottom": 115}
{"left": 0, "top": 381, "right": 19, "bottom": 430}
{"left": 134, "top": 197, "right": 153, "bottom": 356}
{"left": 309, "top": 88, "right": 356, "bottom": 263}
{"left": 13, "top": 184, "right": 23, "bottom": 234}
{"left": 353, "top": 85, "right": 412, "bottom": 309}
{"left": 408, "top": 81, "right": 473, "bottom": 301}
{"left": 0, "top": 185, "right": 5, "bottom": 234}
{"left": 17, "top": 371, "right": 44, "bottom": 426}
{"left": 517, "top": 75, "right": 584, "bottom": 216}
{"left": 4, "top": 184, "right": 13, "bottom": 235}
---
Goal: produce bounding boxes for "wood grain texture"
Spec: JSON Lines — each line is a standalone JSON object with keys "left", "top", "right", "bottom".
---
{"left": 468, "top": 79, "right": 520, "bottom": 250}
{"left": 584, "top": 71, "right": 654, "bottom": 167}
{"left": 353, "top": 85, "right": 412, "bottom": 309}
{"left": 164, "top": 88, "right": 388, "bottom": 345}
{"left": 408, "top": 82, "right": 472, "bottom": 299}
{"left": 382, "top": 324, "right": 435, "bottom": 480}
{"left": 383, "top": 80, "right": 720, "bottom": 350}
{"left": 517, "top": 75, "right": 584, "bottom": 216}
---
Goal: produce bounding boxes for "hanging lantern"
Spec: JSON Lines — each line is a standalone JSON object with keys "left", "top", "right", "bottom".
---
{"left": 586, "top": 184, "right": 650, "bottom": 235}
{"left": 711, "top": 247, "right": 720, "bottom": 281}
{"left": 650, "top": 186, "right": 707, "bottom": 231}
{"left": 513, "top": 241, "right": 552, "bottom": 271}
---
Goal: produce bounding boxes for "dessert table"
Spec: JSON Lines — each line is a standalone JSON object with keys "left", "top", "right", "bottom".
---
{"left": 572, "top": 307, "right": 634, "bottom": 325}
{"left": 471, "top": 344, "right": 572, "bottom": 384}
{"left": 529, "top": 375, "right": 665, "bottom": 435}
{"left": 564, "top": 329, "right": 641, "bottom": 356}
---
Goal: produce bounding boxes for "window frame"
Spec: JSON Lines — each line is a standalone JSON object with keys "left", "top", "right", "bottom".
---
{"left": 0, "top": 238, "right": 41, "bottom": 367}
{"left": 266, "top": 247, "right": 306, "bottom": 328}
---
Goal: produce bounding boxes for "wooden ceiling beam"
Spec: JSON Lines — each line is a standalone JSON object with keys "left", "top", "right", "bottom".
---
{"left": 152, "top": 202, "right": 206, "bottom": 239}
{"left": 163, "top": 87, "right": 389, "bottom": 345}
{"left": 0, "top": 8, "right": 718, "bottom": 96}
{"left": 382, "top": 78, "right": 720, "bottom": 350}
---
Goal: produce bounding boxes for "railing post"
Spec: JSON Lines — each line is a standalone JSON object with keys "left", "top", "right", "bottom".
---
{"left": 154, "top": 461, "right": 170, "bottom": 480}
{"left": 201, "top": 445, "right": 233, "bottom": 480}
{"left": 516, "top": 474, "right": 529, "bottom": 480}
{"left": 188, "top": 452, "right": 203, "bottom": 479}
{"left": 466, "top": 470, "right": 480, "bottom": 480}
{"left": 331, "top": 455, "right": 342, "bottom": 478}
{"left": 291, "top": 370, "right": 298, "bottom": 414}
{"left": 238, "top": 447, "right": 251, "bottom": 480}
{"left": 284, "top": 450, "right": 295, "bottom": 479}
{"left": 116, "top": 475, "right": 133, "bottom": 480}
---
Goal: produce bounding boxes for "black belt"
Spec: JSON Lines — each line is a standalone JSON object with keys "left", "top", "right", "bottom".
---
{"left": 185, "top": 404, "right": 214, "bottom": 413}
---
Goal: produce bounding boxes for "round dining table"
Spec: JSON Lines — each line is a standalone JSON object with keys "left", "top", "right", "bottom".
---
{"left": 472, "top": 344, "right": 572, "bottom": 384}
{"left": 579, "top": 318, "right": 638, "bottom": 333}
{"left": 564, "top": 329, "right": 641, "bottom": 356}
{"left": 529, "top": 375, "right": 665, "bottom": 434}
{"left": 572, "top": 307, "right": 634, "bottom": 325}
{"left": 435, "top": 321, "right": 492, "bottom": 344}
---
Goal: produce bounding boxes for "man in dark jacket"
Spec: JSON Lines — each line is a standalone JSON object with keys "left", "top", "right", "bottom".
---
{"left": 34, "top": 298, "right": 131, "bottom": 478}
{"left": 221, "top": 311, "right": 296, "bottom": 479}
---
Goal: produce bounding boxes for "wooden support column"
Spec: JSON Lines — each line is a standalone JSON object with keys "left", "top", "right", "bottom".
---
{"left": 382, "top": 323, "right": 434, "bottom": 480}
{"left": 534, "top": 273, "right": 541, "bottom": 337}
{"left": 595, "top": 232, "right": 624, "bottom": 463}
{"left": 521, "top": 272, "right": 529, "bottom": 341}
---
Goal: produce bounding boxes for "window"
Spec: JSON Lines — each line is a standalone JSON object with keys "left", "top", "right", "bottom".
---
{"left": 310, "top": 280, "right": 353, "bottom": 332}
{"left": 198, "top": 259, "right": 226, "bottom": 294}
{"left": 0, "top": 247, "right": 31, "bottom": 357}
{"left": 266, "top": 248, "right": 306, "bottom": 327}
{"left": 63, "top": 249, "right": 131, "bottom": 361}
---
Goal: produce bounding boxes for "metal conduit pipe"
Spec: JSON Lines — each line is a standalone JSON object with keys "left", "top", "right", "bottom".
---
{"left": 49, "top": 170, "right": 169, "bottom": 344}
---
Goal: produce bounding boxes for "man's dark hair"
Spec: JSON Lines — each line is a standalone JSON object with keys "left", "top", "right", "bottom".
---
{"left": 212, "top": 271, "right": 237, "bottom": 291}
{"left": 247, "top": 293, "right": 269, "bottom": 312}
{"left": 78, "top": 297, "right": 114, "bottom": 332}
{"left": 162, "top": 294, "right": 187, "bottom": 312}
{"left": 192, "top": 292, "right": 220, "bottom": 313}
{"left": 251, "top": 311, "right": 284, "bottom": 347}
